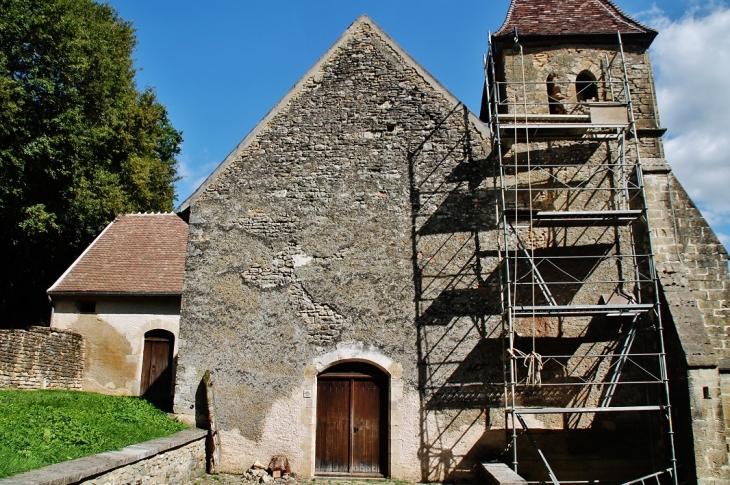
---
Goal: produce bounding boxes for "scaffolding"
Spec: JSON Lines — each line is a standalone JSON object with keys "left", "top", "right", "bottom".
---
{"left": 484, "top": 32, "right": 677, "bottom": 485}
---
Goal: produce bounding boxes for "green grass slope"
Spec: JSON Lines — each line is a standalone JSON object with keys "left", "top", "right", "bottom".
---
{"left": 0, "top": 390, "right": 188, "bottom": 478}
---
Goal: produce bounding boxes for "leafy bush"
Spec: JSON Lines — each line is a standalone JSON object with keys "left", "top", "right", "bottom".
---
{"left": 0, "top": 390, "right": 188, "bottom": 478}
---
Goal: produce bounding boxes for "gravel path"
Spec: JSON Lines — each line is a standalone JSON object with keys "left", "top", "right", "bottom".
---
{"left": 191, "top": 474, "right": 409, "bottom": 485}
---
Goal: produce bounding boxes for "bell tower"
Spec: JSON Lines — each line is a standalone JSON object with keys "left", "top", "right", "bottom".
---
{"left": 482, "top": 1, "right": 682, "bottom": 483}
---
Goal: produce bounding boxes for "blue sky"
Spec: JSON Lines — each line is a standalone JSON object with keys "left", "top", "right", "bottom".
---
{"left": 108, "top": 0, "right": 730, "bottom": 244}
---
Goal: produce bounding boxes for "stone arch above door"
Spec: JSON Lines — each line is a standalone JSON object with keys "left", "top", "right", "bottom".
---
{"left": 315, "top": 342, "right": 401, "bottom": 376}
{"left": 301, "top": 342, "right": 404, "bottom": 479}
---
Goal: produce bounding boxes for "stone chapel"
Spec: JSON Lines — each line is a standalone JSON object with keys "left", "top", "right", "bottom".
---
{"left": 170, "top": 1, "right": 730, "bottom": 484}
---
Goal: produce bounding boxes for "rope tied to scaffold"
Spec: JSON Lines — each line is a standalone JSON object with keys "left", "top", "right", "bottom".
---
{"left": 510, "top": 347, "right": 544, "bottom": 387}
{"left": 507, "top": 40, "right": 543, "bottom": 390}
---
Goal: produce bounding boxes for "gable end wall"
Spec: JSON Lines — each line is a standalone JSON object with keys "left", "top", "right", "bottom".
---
{"left": 174, "top": 22, "right": 491, "bottom": 480}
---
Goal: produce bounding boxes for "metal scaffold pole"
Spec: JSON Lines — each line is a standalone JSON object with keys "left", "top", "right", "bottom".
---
{"left": 487, "top": 33, "right": 519, "bottom": 473}
{"left": 617, "top": 31, "right": 678, "bottom": 484}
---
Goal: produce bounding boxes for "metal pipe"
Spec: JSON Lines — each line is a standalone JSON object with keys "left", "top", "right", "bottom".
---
{"left": 618, "top": 30, "right": 678, "bottom": 485}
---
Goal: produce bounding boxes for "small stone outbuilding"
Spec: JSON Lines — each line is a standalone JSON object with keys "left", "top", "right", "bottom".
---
{"left": 48, "top": 212, "right": 188, "bottom": 408}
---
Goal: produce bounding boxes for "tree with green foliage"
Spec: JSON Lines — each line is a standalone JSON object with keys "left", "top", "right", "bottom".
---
{"left": 0, "top": 0, "right": 183, "bottom": 327}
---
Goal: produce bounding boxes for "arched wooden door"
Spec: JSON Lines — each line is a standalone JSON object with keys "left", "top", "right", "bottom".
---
{"left": 141, "top": 329, "right": 174, "bottom": 409}
{"left": 315, "top": 362, "right": 388, "bottom": 477}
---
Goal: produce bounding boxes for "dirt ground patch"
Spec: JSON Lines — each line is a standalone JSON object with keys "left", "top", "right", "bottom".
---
{"left": 191, "top": 475, "right": 423, "bottom": 485}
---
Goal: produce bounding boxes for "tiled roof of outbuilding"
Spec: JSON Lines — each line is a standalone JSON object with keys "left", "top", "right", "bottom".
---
{"left": 494, "top": 0, "right": 657, "bottom": 38}
{"left": 48, "top": 213, "right": 188, "bottom": 295}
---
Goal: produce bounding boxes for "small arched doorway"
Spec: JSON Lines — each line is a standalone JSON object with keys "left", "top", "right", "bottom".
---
{"left": 315, "top": 362, "right": 388, "bottom": 477}
{"left": 141, "top": 329, "right": 174, "bottom": 409}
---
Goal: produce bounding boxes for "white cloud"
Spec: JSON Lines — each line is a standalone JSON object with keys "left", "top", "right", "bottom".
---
{"left": 649, "top": 6, "right": 730, "bottom": 232}
{"left": 174, "top": 151, "right": 218, "bottom": 206}
{"left": 718, "top": 232, "right": 730, "bottom": 247}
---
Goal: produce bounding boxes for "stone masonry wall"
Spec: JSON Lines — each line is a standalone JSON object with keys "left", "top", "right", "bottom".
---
{"left": 499, "top": 45, "right": 660, "bottom": 125}
{"left": 175, "top": 19, "right": 707, "bottom": 483}
{"left": 688, "top": 367, "right": 730, "bottom": 484}
{"left": 644, "top": 160, "right": 730, "bottom": 484}
{"left": 498, "top": 43, "right": 664, "bottom": 163}
{"left": 82, "top": 433, "right": 205, "bottom": 485}
{"left": 0, "top": 326, "right": 83, "bottom": 390}
{"left": 175, "top": 18, "right": 493, "bottom": 481}
{"left": 644, "top": 163, "right": 730, "bottom": 355}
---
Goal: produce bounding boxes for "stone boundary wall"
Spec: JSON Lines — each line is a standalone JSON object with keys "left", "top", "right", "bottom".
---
{"left": 0, "top": 326, "right": 84, "bottom": 390}
{"left": 0, "top": 428, "right": 206, "bottom": 485}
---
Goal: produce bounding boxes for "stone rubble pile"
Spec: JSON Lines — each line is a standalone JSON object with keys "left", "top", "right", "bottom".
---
{"left": 238, "top": 457, "right": 297, "bottom": 485}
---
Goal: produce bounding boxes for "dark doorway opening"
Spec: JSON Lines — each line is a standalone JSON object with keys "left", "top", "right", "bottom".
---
{"left": 315, "top": 362, "right": 388, "bottom": 477}
{"left": 576, "top": 71, "right": 599, "bottom": 102}
{"left": 141, "top": 329, "right": 174, "bottom": 411}
{"left": 547, "top": 74, "right": 566, "bottom": 114}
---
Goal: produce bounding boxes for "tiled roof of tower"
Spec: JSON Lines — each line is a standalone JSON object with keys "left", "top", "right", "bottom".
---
{"left": 494, "top": 0, "right": 657, "bottom": 38}
{"left": 48, "top": 213, "right": 188, "bottom": 295}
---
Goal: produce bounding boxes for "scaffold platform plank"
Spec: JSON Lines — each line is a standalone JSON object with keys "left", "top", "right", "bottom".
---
{"left": 498, "top": 113, "right": 589, "bottom": 122}
{"left": 512, "top": 405, "right": 663, "bottom": 414}
{"left": 528, "top": 209, "right": 642, "bottom": 227}
{"left": 498, "top": 128, "right": 624, "bottom": 142}
{"left": 507, "top": 209, "right": 642, "bottom": 227}
{"left": 513, "top": 303, "right": 653, "bottom": 317}
{"left": 481, "top": 462, "right": 528, "bottom": 485}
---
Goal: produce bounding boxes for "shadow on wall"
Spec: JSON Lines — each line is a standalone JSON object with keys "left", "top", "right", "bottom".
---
{"left": 195, "top": 378, "right": 210, "bottom": 429}
{"left": 407, "top": 103, "right": 500, "bottom": 482}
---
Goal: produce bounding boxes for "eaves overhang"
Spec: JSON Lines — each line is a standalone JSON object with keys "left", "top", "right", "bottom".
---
{"left": 47, "top": 291, "right": 182, "bottom": 297}
{"left": 492, "top": 31, "right": 657, "bottom": 53}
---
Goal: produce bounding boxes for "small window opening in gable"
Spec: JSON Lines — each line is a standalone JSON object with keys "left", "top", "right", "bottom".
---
{"left": 386, "top": 123, "right": 397, "bottom": 134}
{"left": 576, "top": 71, "right": 599, "bottom": 102}
{"left": 78, "top": 301, "right": 96, "bottom": 314}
